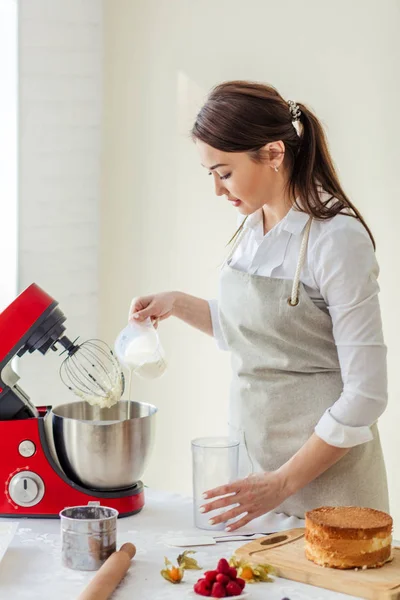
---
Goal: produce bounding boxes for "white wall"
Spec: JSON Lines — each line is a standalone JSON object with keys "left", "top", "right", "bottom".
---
{"left": 0, "top": 0, "right": 17, "bottom": 309}
{"left": 17, "top": 0, "right": 103, "bottom": 405}
{"left": 101, "top": 0, "right": 400, "bottom": 535}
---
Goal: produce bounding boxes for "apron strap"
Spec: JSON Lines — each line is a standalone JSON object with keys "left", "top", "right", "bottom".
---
{"left": 288, "top": 217, "right": 313, "bottom": 306}
{"left": 223, "top": 222, "right": 248, "bottom": 267}
{"left": 224, "top": 213, "right": 313, "bottom": 307}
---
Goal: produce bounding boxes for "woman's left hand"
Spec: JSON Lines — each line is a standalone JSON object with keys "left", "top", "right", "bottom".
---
{"left": 200, "top": 471, "right": 289, "bottom": 531}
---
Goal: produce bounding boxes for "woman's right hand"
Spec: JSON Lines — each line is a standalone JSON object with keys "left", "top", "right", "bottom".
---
{"left": 129, "top": 291, "right": 214, "bottom": 336}
{"left": 129, "top": 292, "right": 177, "bottom": 323}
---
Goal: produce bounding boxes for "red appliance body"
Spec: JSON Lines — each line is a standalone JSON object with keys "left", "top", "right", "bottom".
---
{"left": 0, "top": 408, "right": 144, "bottom": 517}
{"left": 0, "top": 285, "right": 145, "bottom": 518}
{"left": 0, "top": 283, "right": 54, "bottom": 363}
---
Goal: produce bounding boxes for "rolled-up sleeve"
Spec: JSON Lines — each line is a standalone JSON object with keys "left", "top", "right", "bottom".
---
{"left": 312, "top": 217, "right": 388, "bottom": 448}
{"left": 208, "top": 299, "right": 229, "bottom": 351}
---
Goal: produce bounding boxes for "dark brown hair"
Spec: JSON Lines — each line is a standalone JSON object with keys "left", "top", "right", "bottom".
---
{"left": 191, "top": 80, "right": 375, "bottom": 247}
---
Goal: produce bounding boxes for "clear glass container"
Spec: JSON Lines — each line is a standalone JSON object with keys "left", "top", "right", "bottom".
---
{"left": 191, "top": 436, "right": 239, "bottom": 530}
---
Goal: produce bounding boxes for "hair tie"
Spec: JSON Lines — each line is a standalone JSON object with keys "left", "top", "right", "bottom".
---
{"left": 287, "top": 100, "right": 302, "bottom": 137}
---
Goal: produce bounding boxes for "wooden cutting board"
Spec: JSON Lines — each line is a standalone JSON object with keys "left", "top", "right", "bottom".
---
{"left": 234, "top": 528, "right": 400, "bottom": 600}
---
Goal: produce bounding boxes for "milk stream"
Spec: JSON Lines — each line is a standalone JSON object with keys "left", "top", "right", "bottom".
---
{"left": 126, "top": 367, "right": 133, "bottom": 419}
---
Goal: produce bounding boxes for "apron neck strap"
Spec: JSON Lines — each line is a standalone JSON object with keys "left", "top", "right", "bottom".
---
{"left": 224, "top": 222, "right": 247, "bottom": 267}
{"left": 223, "top": 214, "right": 313, "bottom": 307}
{"left": 288, "top": 217, "right": 313, "bottom": 306}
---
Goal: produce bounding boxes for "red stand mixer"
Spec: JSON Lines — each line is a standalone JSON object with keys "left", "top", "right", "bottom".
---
{"left": 0, "top": 283, "right": 148, "bottom": 518}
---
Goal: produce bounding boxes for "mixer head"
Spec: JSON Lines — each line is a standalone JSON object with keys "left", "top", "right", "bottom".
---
{"left": 0, "top": 284, "right": 74, "bottom": 420}
{"left": 59, "top": 339, "right": 124, "bottom": 408}
{"left": 0, "top": 284, "right": 124, "bottom": 419}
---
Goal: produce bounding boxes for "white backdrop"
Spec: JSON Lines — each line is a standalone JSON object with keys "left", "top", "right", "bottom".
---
{"left": 16, "top": 0, "right": 103, "bottom": 405}
{"left": 10, "top": 0, "right": 400, "bottom": 538}
{"left": 0, "top": 0, "right": 17, "bottom": 309}
{"left": 100, "top": 0, "right": 400, "bottom": 536}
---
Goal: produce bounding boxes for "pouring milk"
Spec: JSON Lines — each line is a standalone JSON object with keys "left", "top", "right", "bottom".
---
{"left": 115, "top": 318, "right": 167, "bottom": 379}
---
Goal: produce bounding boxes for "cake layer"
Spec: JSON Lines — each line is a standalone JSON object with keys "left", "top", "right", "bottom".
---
{"left": 305, "top": 506, "right": 393, "bottom": 570}
{"left": 305, "top": 542, "right": 392, "bottom": 569}
{"left": 305, "top": 533, "right": 392, "bottom": 555}
{"left": 305, "top": 506, "right": 393, "bottom": 540}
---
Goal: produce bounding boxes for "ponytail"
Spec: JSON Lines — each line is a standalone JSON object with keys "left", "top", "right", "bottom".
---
{"left": 192, "top": 80, "right": 375, "bottom": 248}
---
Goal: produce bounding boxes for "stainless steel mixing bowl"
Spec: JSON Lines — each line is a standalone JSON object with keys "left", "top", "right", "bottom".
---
{"left": 52, "top": 401, "right": 157, "bottom": 490}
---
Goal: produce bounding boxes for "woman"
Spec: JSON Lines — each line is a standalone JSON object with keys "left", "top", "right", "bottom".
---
{"left": 130, "top": 81, "right": 389, "bottom": 531}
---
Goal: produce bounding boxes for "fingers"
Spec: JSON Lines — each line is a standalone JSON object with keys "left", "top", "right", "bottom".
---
{"left": 207, "top": 505, "right": 245, "bottom": 527}
{"left": 197, "top": 472, "right": 283, "bottom": 532}
{"left": 225, "top": 511, "right": 257, "bottom": 532}
{"left": 132, "top": 305, "right": 155, "bottom": 322}
{"left": 200, "top": 492, "right": 238, "bottom": 515}
{"left": 129, "top": 296, "right": 153, "bottom": 322}
{"left": 151, "top": 317, "right": 159, "bottom": 329}
{"left": 199, "top": 475, "right": 265, "bottom": 530}
{"left": 129, "top": 297, "right": 144, "bottom": 320}
{"left": 128, "top": 292, "right": 174, "bottom": 324}
{"left": 203, "top": 482, "right": 239, "bottom": 501}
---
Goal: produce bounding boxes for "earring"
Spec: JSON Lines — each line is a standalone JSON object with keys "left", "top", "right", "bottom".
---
{"left": 274, "top": 166, "right": 279, "bottom": 173}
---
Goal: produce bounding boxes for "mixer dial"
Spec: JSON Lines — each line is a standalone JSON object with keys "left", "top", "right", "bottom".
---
{"left": 8, "top": 471, "right": 45, "bottom": 507}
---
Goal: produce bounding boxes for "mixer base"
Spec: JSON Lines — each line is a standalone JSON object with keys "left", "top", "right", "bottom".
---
{"left": 0, "top": 408, "right": 146, "bottom": 518}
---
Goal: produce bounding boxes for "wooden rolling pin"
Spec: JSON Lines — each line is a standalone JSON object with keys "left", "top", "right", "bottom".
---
{"left": 77, "top": 542, "right": 136, "bottom": 600}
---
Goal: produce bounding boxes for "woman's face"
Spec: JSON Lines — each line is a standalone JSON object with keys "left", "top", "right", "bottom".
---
{"left": 195, "top": 139, "right": 284, "bottom": 216}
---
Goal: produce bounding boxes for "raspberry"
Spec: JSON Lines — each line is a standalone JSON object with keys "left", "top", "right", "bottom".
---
{"left": 226, "top": 581, "right": 243, "bottom": 596}
{"left": 211, "top": 582, "right": 227, "bottom": 598}
{"left": 217, "top": 558, "right": 231, "bottom": 575}
{"left": 228, "top": 567, "right": 237, "bottom": 579}
{"left": 236, "top": 578, "right": 246, "bottom": 590}
{"left": 216, "top": 573, "right": 230, "bottom": 585}
{"left": 204, "top": 570, "right": 218, "bottom": 584}
{"left": 194, "top": 578, "right": 211, "bottom": 596}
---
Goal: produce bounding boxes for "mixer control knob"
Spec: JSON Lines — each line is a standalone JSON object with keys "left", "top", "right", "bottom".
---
{"left": 8, "top": 471, "right": 45, "bottom": 507}
{"left": 18, "top": 440, "right": 36, "bottom": 458}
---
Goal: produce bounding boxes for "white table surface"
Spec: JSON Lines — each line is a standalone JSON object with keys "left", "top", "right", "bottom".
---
{"left": 0, "top": 488, "right": 363, "bottom": 600}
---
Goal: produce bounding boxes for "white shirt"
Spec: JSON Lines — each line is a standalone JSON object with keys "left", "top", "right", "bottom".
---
{"left": 209, "top": 207, "right": 388, "bottom": 449}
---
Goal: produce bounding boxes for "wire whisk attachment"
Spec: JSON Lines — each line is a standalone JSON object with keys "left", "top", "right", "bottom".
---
{"left": 59, "top": 338, "right": 124, "bottom": 409}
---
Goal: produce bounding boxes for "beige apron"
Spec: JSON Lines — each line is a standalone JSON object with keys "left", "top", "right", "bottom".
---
{"left": 218, "top": 218, "right": 389, "bottom": 518}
